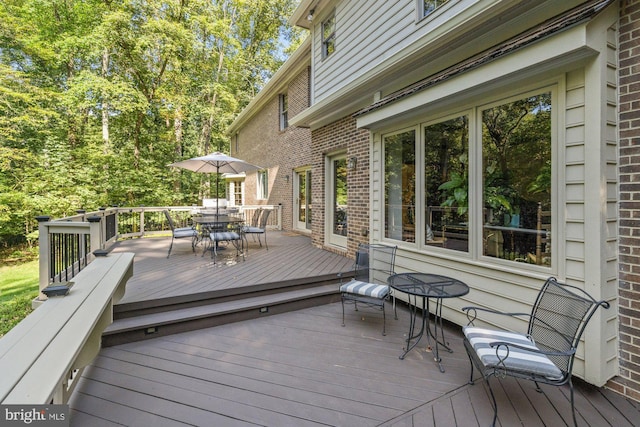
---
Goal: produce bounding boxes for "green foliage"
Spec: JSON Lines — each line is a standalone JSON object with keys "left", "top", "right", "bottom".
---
{"left": 0, "top": 260, "right": 39, "bottom": 337}
{"left": 438, "top": 171, "right": 468, "bottom": 213}
{"left": 0, "top": 0, "right": 303, "bottom": 245}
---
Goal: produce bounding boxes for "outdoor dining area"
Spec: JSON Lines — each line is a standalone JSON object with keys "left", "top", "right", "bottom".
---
{"left": 165, "top": 207, "right": 271, "bottom": 263}
{"left": 164, "top": 152, "right": 272, "bottom": 263}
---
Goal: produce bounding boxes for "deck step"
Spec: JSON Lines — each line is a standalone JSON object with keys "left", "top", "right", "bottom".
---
{"left": 102, "top": 282, "right": 342, "bottom": 347}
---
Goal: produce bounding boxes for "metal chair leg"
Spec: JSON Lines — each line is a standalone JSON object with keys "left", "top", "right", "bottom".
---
{"left": 485, "top": 376, "right": 498, "bottom": 427}
{"left": 569, "top": 379, "right": 578, "bottom": 427}
{"left": 167, "top": 237, "right": 174, "bottom": 258}
{"left": 382, "top": 303, "right": 386, "bottom": 336}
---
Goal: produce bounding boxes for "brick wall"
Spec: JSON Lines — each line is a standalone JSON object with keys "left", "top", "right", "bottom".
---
{"left": 232, "top": 67, "right": 311, "bottom": 231}
{"left": 610, "top": 0, "right": 640, "bottom": 402}
{"left": 311, "top": 116, "right": 370, "bottom": 256}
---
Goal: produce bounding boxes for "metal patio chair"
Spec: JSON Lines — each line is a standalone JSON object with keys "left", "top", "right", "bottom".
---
{"left": 164, "top": 210, "right": 198, "bottom": 258}
{"left": 462, "top": 276, "right": 610, "bottom": 427}
{"left": 243, "top": 208, "right": 271, "bottom": 250}
{"left": 338, "top": 243, "right": 397, "bottom": 335}
{"left": 208, "top": 222, "right": 244, "bottom": 264}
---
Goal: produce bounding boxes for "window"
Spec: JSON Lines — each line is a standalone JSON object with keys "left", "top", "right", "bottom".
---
{"left": 422, "top": 0, "right": 450, "bottom": 17}
{"left": 327, "top": 154, "right": 347, "bottom": 247}
{"left": 481, "top": 93, "right": 551, "bottom": 265}
{"left": 257, "top": 170, "right": 268, "bottom": 200}
{"left": 382, "top": 88, "right": 553, "bottom": 268}
{"left": 279, "top": 94, "right": 288, "bottom": 130}
{"left": 225, "top": 181, "right": 243, "bottom": 206}
{"left": 384, "top": 130, "right": 416, "bottom": 242}
{"left": 425, "top": 115, "right": 469, "bottom": 252}
{"left": 322, "top": 13, "right": 335, "bottom": 59}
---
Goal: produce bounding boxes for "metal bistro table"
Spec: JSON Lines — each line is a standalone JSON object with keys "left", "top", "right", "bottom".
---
{"left": 388, "top": 273, "right": 469, "bottom": 372}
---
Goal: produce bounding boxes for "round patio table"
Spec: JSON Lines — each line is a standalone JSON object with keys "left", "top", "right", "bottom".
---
{"left": 388, "top": 273, "right": 469, "bottom": 372}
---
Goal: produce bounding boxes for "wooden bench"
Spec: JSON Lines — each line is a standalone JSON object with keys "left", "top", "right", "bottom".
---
{"left": 0, "top": 252, "right": 134, "bottom": 404}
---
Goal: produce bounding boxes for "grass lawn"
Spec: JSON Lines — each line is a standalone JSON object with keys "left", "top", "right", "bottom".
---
{"left": 0, "top": 260, "right": 39, "bottom": 337}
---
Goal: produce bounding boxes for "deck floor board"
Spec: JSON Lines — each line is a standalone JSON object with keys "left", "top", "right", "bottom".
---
{"left": 67, "top": 233, "right": 638, "bottom": 426}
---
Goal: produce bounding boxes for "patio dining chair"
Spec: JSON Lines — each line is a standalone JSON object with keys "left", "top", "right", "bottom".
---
{"left": 209, "top": 222, "right": 245, "bottom": 264}
{"left": 243, "top": 209, "right": 271, "bottom": 250}
{"left": 163, "top": 210, "right": 198, "bottom": 258}
{"left": 338, "top": 243, "right": 397, "bottom": 335}
{"left": 462, "top": 276, "right": 609, "bottom": 427}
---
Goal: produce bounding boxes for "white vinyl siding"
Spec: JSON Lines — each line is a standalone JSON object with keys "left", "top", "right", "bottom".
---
{"left": 311, "top": 0, "right": 472, "bottom": 103}
{"left": 367, "top": 43, "right": 618, "bottom": 384}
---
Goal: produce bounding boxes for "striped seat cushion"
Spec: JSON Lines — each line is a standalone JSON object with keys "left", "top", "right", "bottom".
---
{"left": 174, "top": 229, "right": 197, "bottom": 238}
{"left": 340, "top": 280, "right": 389, "bottom": 299}
{"left": 210, "top": 231, "right": 240, "bottom": 241}
{"left": 463, "top": 326, "right": 563, "bottom": 380}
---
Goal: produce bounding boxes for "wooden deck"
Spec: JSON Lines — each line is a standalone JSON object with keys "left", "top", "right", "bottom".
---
{"left": 67, "top": 232, "right": 639, "bottom": 426}
{"left": 110, "top": 231, "right": 354, "bottom": 306}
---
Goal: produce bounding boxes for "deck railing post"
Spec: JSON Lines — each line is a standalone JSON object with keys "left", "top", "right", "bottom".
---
{"left": 36, "top": 216, "right": 51, "bottom": 301}
{"left": 277, "top": 204, "right": 283, "bottom": 230}
{"left": 98, "top": 207, "right": 107, "bottom": 245}
{"left": 87, "top": 216, "right": 103, "bottom": 254}
{"left": 137, "top": 208, "right": 144, "bottom": 237}
{"left": 113, "top": 206, "right": 120, "bottom": 240}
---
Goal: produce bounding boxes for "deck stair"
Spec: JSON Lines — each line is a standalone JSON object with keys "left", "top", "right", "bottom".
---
{"left": 102, "top": 272, "right": 349, "bottom": 347}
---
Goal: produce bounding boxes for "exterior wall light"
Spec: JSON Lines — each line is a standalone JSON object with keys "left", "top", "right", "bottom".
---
{"left": 347, "top": 157, "right": 357, "bottom": 170}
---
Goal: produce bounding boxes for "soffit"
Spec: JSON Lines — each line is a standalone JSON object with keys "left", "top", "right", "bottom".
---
{"left": 290, "top": 0, "right": 612, "bottom": 131}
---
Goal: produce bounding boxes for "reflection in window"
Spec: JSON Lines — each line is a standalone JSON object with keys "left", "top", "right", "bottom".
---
{"left": 257, "top": 170, "right": 268, "bottom": 200}
{"left": 322, "top": 13, "right": 335, "bottom": 58}
{"left": 298, "top": 170, "right": 312, "bottom": 228}
{"left": 482, "top": 93, "right": 551, "bottom": 265}
{"left": 279, "top": 94, "right": 288, "bottom": 130}
{"left": 423, "top": 0, "right": 449, "bottom": 17}
{"left": 425, "top": 116, "right": 469, "bottom": 251}
{"left": 385, "top": 130, "right": 416, "bottom": 242}
{"left": 298, "top": 173, "right": 307, "bottom": 223}
{"left": 333, "top": 158, "right": 347, "bottom": 236}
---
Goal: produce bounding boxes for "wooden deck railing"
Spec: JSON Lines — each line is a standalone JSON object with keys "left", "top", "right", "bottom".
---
{"left": 0, "top": 252, "right": 134, "bottom": 405}
{"left": 35, "top": 205, "right": 282, "bottom": 300}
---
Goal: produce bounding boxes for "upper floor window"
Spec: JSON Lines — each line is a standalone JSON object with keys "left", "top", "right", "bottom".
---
{"left": 322, "top": 13, "right": 335, "bottom": 59}
{"left": 257, "top": 169, "right": 268, "bottom": 200}
{"left": 422, "top": 0, "right": 450, "bottom": 17}
{"left": 279, "top": 94, "right": 288, "bottom": 130}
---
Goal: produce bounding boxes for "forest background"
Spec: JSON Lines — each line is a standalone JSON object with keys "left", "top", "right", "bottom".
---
{"left": 0, "top": 0, "right": 303, "bottom": 253}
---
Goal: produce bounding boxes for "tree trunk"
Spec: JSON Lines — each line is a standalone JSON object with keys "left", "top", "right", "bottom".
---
{"left": 102, "top": 48, "right": 110, "bottom": 152}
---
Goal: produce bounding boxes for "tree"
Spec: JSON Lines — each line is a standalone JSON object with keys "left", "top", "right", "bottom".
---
{"left": 0, "top": 0, "right": 302, "bottom": 246}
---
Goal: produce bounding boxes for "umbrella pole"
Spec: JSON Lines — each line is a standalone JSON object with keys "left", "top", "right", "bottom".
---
{"left": 216, "top": 165, "right": 219, "bottom": 217}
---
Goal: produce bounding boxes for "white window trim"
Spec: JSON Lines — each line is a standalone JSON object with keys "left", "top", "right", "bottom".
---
{"left": 378, "top": 83, "right": 560, "bottom": 274}
{"left": 325, "top": 152, "right": 348, "bottom": 249}
{"left": 279, "top": 93, "right": 288, "bottom": 130}
{"left": 417, "top": 0, "right": 454, "bottom": 21}
{"left": 257, "top": 169, "right": 268, "bottom": 200}
{"left": 321, "top": 11, "right": 336, "bottom": 60}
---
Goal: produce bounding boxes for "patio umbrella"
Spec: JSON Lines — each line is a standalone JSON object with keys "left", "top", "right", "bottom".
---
{"left": 168, "top": 152, "right": 262, "bottom": 215}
